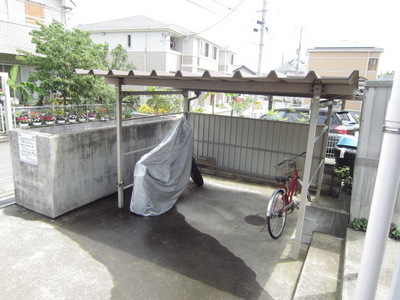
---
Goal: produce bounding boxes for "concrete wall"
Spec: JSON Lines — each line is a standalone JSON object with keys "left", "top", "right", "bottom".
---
{"left": 351, "top": 80, "right": 400, "bottom": 223}
{"left": 9, "top": 117, "right": 179, "bottom": 218}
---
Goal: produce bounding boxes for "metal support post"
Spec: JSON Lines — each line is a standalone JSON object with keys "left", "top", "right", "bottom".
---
{"left": 315, "top": 103, "right": 333, "bottom": 201}
{"left": 292, "top": 85, "right": 322, "bottom": 260}
{"left": 0, "top": 73, "right": 13, "bottom": 132}
{"left": 116, "top": 78, "right": 124, "bottom": 208}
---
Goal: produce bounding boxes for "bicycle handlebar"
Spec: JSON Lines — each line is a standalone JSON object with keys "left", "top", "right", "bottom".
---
{"left": 275, "top": 152, "right": 306, "bottom": 167}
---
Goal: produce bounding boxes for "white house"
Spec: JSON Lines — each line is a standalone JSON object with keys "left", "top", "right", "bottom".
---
{"left": 76, "top": 15, "right": 235, "bottom": 75}
{"left": 0, "top": 0, "right": 74, "bottom": 79}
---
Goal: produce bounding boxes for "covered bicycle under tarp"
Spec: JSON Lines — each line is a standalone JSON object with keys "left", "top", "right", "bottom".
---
{"left": 75, "top": 68, "right": 359, "bottom": 259}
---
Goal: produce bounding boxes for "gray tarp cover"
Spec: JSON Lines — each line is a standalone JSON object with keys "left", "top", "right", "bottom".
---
{"left": 130, "top": 118, "right": 193, "bottom": 216}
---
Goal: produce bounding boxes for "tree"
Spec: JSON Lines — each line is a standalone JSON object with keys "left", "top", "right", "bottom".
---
{"left": 145, "top": 87, "right": 183, "bottom": 113}
{"left": 109, "top": 44, "right": 136, "bottom": 70}
{"left": 17, "top": 21, "right": 114, "bottom": 104}
{"left": 6, "top": 65, "right": 44, "bottom": 104}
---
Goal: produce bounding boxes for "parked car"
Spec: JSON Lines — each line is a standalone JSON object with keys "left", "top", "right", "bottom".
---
{"left": 260, "top": 107, "right": 359, "bottom": 159}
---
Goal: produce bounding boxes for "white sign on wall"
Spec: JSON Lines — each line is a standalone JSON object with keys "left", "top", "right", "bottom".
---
{"left": 18, "top": 133, "right": 38, "bottom": 165}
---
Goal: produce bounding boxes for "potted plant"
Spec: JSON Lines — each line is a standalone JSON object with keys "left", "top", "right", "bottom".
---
{"left": 44, "top": 116, "right": 55, "bottom": 125}
{"left": 68, "top": 114, "right": 77, "bottom": 123}
{"left": 17, "top": 117, "right": 30, "bottom": 128}
{"left": 97, "top": 107, "right": 108, "bottom": 120}
{"left": 30, "top": 111, "right": 43, "bottom": 126}
{"left": 54, "top": 108, "right": 66, "bottom": 124}
{"left": 88, "top": 112, "right": 96, "bottom": 121}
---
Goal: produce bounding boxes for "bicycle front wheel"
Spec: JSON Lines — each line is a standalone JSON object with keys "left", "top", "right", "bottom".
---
{"left": 266, "top": 189, "right": 287, "bottom": 239}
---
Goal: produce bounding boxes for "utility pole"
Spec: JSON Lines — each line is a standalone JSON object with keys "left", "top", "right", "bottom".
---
{"left": 257, "top": 0, "right": 267, "bottom": 76}
{"left": 295, "top": 26, "right": 303, "bottom": 75}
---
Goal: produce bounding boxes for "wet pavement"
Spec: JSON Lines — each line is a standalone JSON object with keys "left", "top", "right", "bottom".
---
{"left": 0, "top": 173, "right": 308, "bottom": 300}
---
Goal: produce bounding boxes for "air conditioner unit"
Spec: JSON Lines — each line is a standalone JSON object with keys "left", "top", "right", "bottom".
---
{"left": 62, "top": 0, "right": 74, "bottom": 9}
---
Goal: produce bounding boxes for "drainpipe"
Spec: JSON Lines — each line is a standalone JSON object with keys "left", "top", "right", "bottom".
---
{"left": 355, "top": 65, "right": 400, "bottom": 299}
{"left": 116, "top": 78, "right": 124, "bottom": 208}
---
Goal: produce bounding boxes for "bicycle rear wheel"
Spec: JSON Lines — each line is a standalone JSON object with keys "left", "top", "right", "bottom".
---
{"left": 191, "top": 158, "right": 204, "bottom": 187}
{"left": 266, "top": 189, "right": 287, "bottom": 239}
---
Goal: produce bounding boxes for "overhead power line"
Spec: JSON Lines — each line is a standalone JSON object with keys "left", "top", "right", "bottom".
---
{"left": 187, "top": 0, "right": 247, "bottom": 35}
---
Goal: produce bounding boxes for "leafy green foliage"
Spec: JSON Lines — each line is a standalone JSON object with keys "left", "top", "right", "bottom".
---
{"left": 17, "top": 21, "right": 114, "bottom": 104}
{"left": 190, "top": 106, "right": 206, "bottom": 113}
{"left": 351, "top": 219, "right": 400, "bottom": 241}
{"left": 334, "top": 166, "right": 353, "bottom": 193}
{"left": 109, "top": 44, "right": 136, "bottom": 70}
{"left": 145, "top": 87, "right": 183, "bottom": 113}
{"left": 390, "top": 223, "right": 400, "bottom": 240}
{"left": 6, "top": 65, "right": 44, "bottom": 104}
{"left": 351, "top": 218, "right": 368, "bottom": 231}
{"left": 230, "top": 95, "right": 254, "bottom": 116}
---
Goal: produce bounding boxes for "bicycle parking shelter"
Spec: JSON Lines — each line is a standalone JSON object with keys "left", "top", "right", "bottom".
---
{"left": 75, "top": 68, "right": 359, "bottom": 260}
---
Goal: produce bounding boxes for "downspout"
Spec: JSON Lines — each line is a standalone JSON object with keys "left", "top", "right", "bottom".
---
{"left": 355, "top": 65, "right": 400, "bottom": 299}
{"left": 116, "top": 78, "right": 124, "bottom": 208}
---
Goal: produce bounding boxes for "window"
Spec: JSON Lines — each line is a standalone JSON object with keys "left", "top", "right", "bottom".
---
{"left": 127, "top": 35, "right": 131, "bottom": 48}
{"left": 368, "top": 58, "right": 378, "bottom": 71}
{"left": 202, "top": 42, "right": 209, "bottom": 57}
{"left": 25, "top": 1, "right": 45, "bottom": 24}
{"left": 230, "top": 54, "right": 234, "bottom": 65}
{"left": 213, "top": 47, "right": 217, "bottom": 60}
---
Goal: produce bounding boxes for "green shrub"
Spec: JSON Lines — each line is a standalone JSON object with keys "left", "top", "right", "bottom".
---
{"left": 390, "top": 223, "right": 400, "bottom": 240}
{"left": 351, "top": 218, "right": 368, "bottom": 231}
{"left": 334, "top": 166, "right": 353, "bottom": 193}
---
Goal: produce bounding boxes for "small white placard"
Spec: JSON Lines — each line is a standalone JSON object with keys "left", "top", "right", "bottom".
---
{"left": 18, "top": 133, "right": 38, "bottom": 165}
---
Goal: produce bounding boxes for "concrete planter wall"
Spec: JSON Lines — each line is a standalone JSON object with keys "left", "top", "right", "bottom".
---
{"left": 9, "top": 116, "right": 179, "bottom": 218}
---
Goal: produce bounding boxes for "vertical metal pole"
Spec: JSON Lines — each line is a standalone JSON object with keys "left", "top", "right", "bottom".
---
{"left": 183, "top": 90, "right": 189, "bottom": 119}
{"left": 0, "top": 73, "right": 13, "bottom": 132}
{"left": 292, "top": 85, "right": 321, "bottom": 260}
{"left": 355, "top": 66, "right": 400, "bottom": 299}
{"left": 116, "top": 78, "right": 124, "bottom": 208}
{"left": 315, "top": 103, "right": 333, "bottom": 202}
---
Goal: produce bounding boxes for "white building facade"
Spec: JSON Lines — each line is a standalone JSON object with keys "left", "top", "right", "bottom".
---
{"left": 0, "top": 0, "right": 74, "bottom": 78}
{"left": 77, "top": 15, "right": 235, "bottom": 75}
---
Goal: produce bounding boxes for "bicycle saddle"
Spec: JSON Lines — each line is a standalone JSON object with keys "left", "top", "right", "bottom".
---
{"left": 275, "top": 176, "right": 289, "bottom": 182}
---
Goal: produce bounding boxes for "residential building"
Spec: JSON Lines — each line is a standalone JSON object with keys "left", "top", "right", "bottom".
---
{"left": 307, "top": 46, "right": 383, "bottom": 80}
{"left": 275, "top": 59, "right": 306, "bottom": 76}
{"left": 76, "top": 15, "right": 235, "bottom": 75}
{"left": 307, "top": 46, "right": 384, "bottom": 110}
{"left": 0, "top": 0, "right": 74, "bottom": 80}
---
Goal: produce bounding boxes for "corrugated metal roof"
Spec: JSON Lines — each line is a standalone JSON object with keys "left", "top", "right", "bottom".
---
{"left": 74, "top": 69, "right": 359, "bottom": 99}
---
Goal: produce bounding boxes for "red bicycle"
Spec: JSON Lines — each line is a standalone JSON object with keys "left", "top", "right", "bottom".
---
{"left": 266, "top": 152, "right": 311, "bottom": 239}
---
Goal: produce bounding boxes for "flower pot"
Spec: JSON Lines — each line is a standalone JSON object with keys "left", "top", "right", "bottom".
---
{"left": 57, "top": 120, "right": 66, "bottom": 124}
{"left": 33, "top": 122, "right": 42, "bottom": 126}
{"left": 19, "top": 123, "right": 29, "bottom": 128}
{"left": 78, "top": 118, "right": 86, "bottom": 122}
{"left": 88, "top": 117, "right": 95, "bottom": 121}
{"left": 69, "top": 119, "right": 77, "bottom": 123}
{"left": 46, "top": 121, "right": 54, "bottom": 125}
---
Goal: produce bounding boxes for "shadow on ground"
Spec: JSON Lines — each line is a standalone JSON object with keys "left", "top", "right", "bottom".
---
{"left": 4, "top": 182, "right": 279, "bottom": 299}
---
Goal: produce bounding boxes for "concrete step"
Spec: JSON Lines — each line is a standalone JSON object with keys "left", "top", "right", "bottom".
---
{"left": 294, "top": 232, "right": 344, "bottom": 299}
{"left": 342, "top": 228, "right": 398, "bottom": 299}
{"left": 0, "top": 133, "right": 9, "bottom": 143}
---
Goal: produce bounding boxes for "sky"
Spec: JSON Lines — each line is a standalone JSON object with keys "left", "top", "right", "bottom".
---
{"left": 67, "top": 0, "right": 399, "bottom": 75}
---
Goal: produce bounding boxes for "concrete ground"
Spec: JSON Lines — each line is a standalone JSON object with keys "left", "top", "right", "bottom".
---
{"left": 0, "top": 165, "right": 308, "bottom": 300}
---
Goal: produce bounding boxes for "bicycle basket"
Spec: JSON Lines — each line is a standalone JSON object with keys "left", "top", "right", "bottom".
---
{"left": 294, "top": 155, "right": 305, "bottom": 173}
{"left": 276, "top": 160, "right": 296, "bottom": 177}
